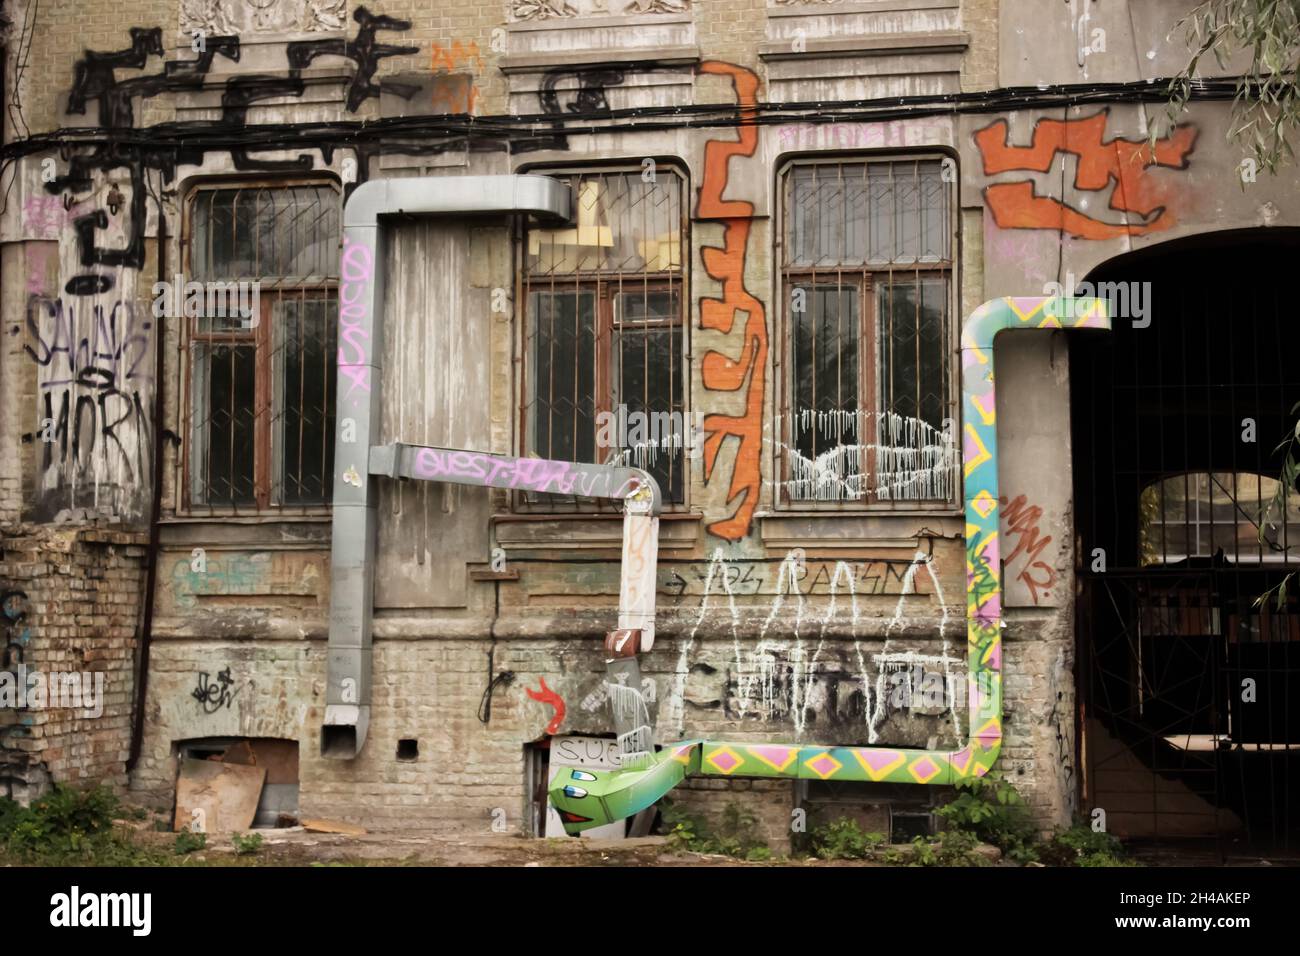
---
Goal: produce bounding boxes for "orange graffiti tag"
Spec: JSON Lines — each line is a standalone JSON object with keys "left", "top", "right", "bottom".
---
{"left": 696, "top": 61, "right": 767, "bottom": 542}
{"left": 1000, "top": 494, "right": 1056, "bottom": 605}
{"left": 431, "top": 40, "right": 483, "bottom": 73}
{"left": 974, "top": 111, "right": 1197, "bottom": 240}
{"left": 430, "top": 74, "right": 477, "bottom": 114}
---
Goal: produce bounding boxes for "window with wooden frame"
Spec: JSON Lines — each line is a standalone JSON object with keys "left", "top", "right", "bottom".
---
{"left": 183, "top": 182, "right": 340, "bottom": 511}
{"left": 521, "top": 166, "right": 688, "bottom": 507}
{"left": 777, "top": 156, "right": 959, "bottom": 508}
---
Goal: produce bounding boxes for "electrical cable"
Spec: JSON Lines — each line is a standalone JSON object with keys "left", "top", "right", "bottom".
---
{"left": 477, "top": 663, "right": 515, "bottom": 725}
{"left": 0, "top": 74, "right": 1254, "bottom": 169}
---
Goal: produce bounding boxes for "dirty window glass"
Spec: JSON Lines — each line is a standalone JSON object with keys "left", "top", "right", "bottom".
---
{"left": 523, "top": 168, "right": 687, "bottom": 508}
{"left": 187, "top": 182, "right": 340, "bottom": 512}
{"left": 782, "top": 158, "right": 957, "bottom": 506}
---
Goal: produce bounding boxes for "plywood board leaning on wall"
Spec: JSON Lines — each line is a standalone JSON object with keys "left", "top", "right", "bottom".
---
{"left": 173, "top": 758, "right": 267, "bottom": 833}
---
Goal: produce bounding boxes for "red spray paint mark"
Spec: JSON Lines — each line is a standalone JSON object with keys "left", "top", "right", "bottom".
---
{"left": 999, "top": 494, "right": 1056, "bottom": 605}
{"left": 525, "top": 677, "right": 565, "bottom": 735}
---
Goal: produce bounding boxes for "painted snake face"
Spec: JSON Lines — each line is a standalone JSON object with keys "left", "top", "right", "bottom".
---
{"left": 549, "top": 768, "right": 610, "bottom": 833}
{"left": 548, "top": 744, "right": 699, "bottom": 835}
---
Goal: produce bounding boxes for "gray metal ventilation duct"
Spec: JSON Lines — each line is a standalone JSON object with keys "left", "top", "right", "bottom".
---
{"left": 323, "top": 175, "right": 574, "bottom": 759}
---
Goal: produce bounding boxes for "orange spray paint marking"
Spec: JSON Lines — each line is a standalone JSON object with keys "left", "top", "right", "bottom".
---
{"left": 525, "top": 677, "right": 566, "bottom": 735}
{"left": 430, "top": 40, "right": 483, "bottom": 73}
{"left": 974, "top": 112, "right": 1197, "bottom": 240}
{"left": 696, "top": 61, "right": 768, "bottom": 542}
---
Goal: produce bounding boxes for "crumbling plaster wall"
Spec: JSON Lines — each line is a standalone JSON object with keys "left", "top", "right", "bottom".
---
{"left": 26, "top": 0, "right": 1293, "bottom": 841}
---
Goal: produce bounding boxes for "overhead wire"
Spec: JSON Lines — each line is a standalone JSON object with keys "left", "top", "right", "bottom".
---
{"left": 0, "top": 74, "right": 1252, "bottom": 170}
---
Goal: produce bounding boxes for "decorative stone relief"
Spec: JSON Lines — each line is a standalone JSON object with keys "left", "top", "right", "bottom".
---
{"left": 510, "top": 0, "right": 579, "bottom": 20}
{"left": 624, "top": 0, "right": 691, "bottom": 12}
{"left": 180, "top": 0, "right": 347, "bottom": 37}
{"left": 509, "top": 0, "right": 689, "bottom": 21}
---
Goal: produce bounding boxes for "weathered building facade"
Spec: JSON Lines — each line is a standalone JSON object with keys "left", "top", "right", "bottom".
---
{"left": 2, "top": 0, "right": 1297, "bottom": 853}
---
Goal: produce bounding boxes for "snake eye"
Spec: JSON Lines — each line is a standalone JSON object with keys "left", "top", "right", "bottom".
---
{"left": 570, "top": 770, "right": 596, "bottom": 781}
{"left": 562, "top": 786, "right": 588, "bottom": 798}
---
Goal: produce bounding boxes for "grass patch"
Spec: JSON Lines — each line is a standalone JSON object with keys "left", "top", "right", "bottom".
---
{"left": 807, "top": 818, "right": 886, "bottom": 860}
{"left": 0, "top": 784, "right": 263, "bottom": 866}
{"left": 662, "top": 801, "right": 773, "bottom": 861}
{"left": 802, "top": 773, "right": 1139, "bottom": 867}
{"left": 232, "top": 832, "right": 264, "bottom": 856}
{"left": 0, "top": 784, "right": 172, "bottom": 865}
{"left": 173, "top": 829, "right": 207, "bottom": 855}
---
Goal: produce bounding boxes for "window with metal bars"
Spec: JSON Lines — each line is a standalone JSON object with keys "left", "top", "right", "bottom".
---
{"left": 183, "top": 182, "right": 340, "bottom": 511}
{"left": 1138, "top": 471, "right": 1300, "bottom": 567}
{"left": 778, "top": 156, "right": 958, "bottom": 507}
{"left": 521, "top": 167, "right": 687, "bottom": 506}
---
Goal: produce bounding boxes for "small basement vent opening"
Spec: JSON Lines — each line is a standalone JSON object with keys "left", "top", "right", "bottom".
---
{"left": 397, "top": 738, "right": 419, "bottom": 761}
{"left": 796, "top": 780, "right": 936, "bottom": 847}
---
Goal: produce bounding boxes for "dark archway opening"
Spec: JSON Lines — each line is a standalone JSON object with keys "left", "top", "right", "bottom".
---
{"left": 1072, "top": 229, "right": 1300, "bottom": 860}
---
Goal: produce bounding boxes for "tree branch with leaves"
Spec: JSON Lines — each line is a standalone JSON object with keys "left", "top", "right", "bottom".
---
{"left": 1160, "top": 0, "right": 1300, "bottom": 174}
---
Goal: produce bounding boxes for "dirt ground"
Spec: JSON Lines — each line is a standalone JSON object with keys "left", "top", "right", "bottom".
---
{"left": 129, "top": 825, "right": 809, "bottom": 866}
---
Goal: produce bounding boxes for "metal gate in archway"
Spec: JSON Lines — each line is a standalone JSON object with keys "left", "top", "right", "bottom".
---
{"left": 1072, "top": 232, "right": 1300, "bottom": 860}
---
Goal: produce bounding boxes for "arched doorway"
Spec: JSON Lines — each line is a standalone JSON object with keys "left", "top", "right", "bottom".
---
{"left": 1072, "top": 229, "right": 1300, "bottom": 861}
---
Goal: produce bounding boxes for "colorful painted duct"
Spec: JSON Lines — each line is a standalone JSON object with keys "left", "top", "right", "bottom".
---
{"left": 550, "top": 296, "right": 1111, "bottom": 833}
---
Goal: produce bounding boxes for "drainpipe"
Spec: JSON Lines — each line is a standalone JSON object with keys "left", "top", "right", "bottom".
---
{"left": 323, "top": 175, "right": 572, "bottom": 759}
{"left": 126, "top": 176, "right": 166, "bottom": 774}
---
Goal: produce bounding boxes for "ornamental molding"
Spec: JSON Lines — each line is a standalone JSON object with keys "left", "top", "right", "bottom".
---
{"left": 180, "top": 0, "right": 348, "bottom": 36}
{"left": 509, "top": 0, "right": 690, "bottom": 23}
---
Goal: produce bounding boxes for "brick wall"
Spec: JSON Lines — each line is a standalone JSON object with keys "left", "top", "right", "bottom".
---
{"left": 130, "top": 618, "right": 1076, "bottom": 846}
{"left": 0, "top": 525, "right": 147, "bottom": 801}
{"left": 7, "top": 0, "right": 1072, "bottom": 850}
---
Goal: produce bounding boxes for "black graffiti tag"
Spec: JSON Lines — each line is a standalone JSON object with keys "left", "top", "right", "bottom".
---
{"left": 192, "top": 668, "right": 240, "bottom": 714}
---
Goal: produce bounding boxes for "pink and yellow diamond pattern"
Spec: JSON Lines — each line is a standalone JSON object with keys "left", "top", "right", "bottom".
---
{"left": 549, "top": 298, "right": 1110, "bottom": 833}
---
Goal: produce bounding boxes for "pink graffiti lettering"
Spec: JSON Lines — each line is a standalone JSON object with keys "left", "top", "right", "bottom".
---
{"left": 337, "top": 237, "right": 374, "bottom": 405}
{"left": 22, "top": 196, "right": 73, "bottom": 239}
{"left": 413, "top": 449, "right": 577, "bottom": 493}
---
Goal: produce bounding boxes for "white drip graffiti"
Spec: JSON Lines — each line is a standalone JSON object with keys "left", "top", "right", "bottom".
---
{"left": 670, "top": 547, "right": 956, "bottom": 744}
{"left": 735, "top": 551, "right": 808, "bottom": 730}
{"left": 864, "top": 551, "right": 962, "bottom": 743}
{"left": 772, "top": 411, "right": 957, "bottom": 502}
{"left": 606, "top": 430, "right": 690, "bottom": 470}
{"left": 599, "top": 408, "right": 704, "bottom": 469}
{"left": 608, "top": 676, "right": 654, "bottom": 770}
{"left": 788, "top": 558, "right": 861, "bottom": 739}
{"left": 667, "top": 547, "right": 740, "bottom": 738}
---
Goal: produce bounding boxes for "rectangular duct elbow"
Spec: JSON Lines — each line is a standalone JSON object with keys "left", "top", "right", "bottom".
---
{"left": 322, "top": 705, "right": 370, "bottom": 759}
{"left": 323, "top": 174, "right": 572, "bottom": 760}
